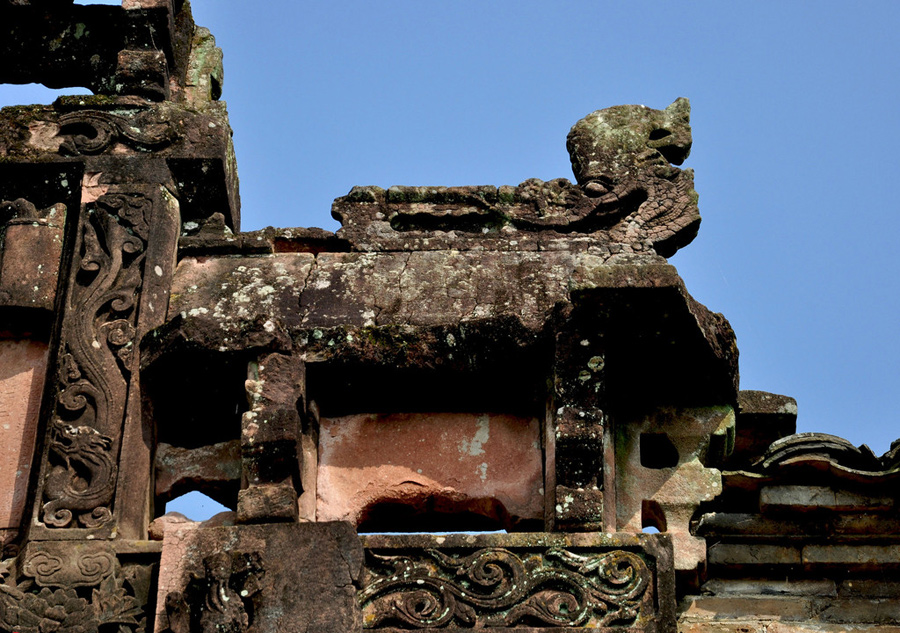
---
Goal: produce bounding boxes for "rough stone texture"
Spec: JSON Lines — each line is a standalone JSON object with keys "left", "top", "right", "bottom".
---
{"left": 158, "top": 253, "right": 738, "bottom": 407}
{"left": 0, "top": 338, "right": 49, "bottom": 542}
{"left": 154, "top": 440, "right": 241, "bottom": 507}
{"left": 317, "top": 412, "right": 543, "bottom": 530}
{"left": 155, "top": 521, "right": 364, "bottom": 633}
{"left": 760, "top": 485, "right": 893, "bottom": 512}
{"left": 0, "top": 2, "right": 175, "bottom": 95}
{"left": 0, "top": 200, "right": 65, "bottom": 312}
{"left": 725, "top": 390, "right": 797, "bottom": 470}
{"left": 237, "top": 483, "right": 299, "bottom": 523}
{"left": 239, "top": 353, "right": 305, "bottom": 523}
{"left": 566, "top": 98, "right": 698, "bottom": 256}
{"left": 616, "top": 406, "right": 735, "bottom": 579}
{"left": 0, "top": 99, "right": 240, "bottom": 229}
{"left": 678, "top": 593, "right": 900, "bottom": 629}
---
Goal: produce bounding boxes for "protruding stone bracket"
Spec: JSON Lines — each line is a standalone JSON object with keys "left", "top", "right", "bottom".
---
{"left": 0, "top": 2, "right": 179, "bottom": 97}
{"left": 615, "top": 406, "right": 734, "bottom": 586}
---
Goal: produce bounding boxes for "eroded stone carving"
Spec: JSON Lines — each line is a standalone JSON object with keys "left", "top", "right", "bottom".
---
{"left": 58, "top": 111, "right": 177, "bottom": 156}
{"left": 162, "top": 551, "right": 264, "bottom": 633}
{"left": 40, "top": 193, "right": 151, "bottom": 529}
{"left": 0, "top": 567, "right": 145, "bottom": 633}
{"left": 42, "top": 422, "right": 118, "bottom": 529}
{"left": 0, "top": 198, "right": 40, "bottom": 222}
{"left": 566, "top": 98, "right": 698, "bottom": 256}
{"left": 332, "top": 100, "right": 699, "bottom": 256}
{"left": 360, "top": 546, "right": 651, "bottom": 629}
{"left": 22, "top": 541, "right": 116, "bottom": 589}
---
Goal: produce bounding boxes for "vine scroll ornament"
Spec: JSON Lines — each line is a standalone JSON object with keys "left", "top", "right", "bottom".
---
{"left": 40, "top": 193, "right": 150, "bottom": 529}
{"left": 360, "top": 547, "right": 651, "bottom": 629}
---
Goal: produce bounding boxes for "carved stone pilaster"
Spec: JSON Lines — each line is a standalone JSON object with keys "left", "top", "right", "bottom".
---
{"left": 32, "top": 183, "right": 180, "bottom": 539}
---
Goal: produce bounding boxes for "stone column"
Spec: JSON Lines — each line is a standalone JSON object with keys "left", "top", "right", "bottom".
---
{"left": 238, "top": 353, "right": 305, "bottom": 523}
{"left": 547, "top": 311, "right": 608, "bottom": 532}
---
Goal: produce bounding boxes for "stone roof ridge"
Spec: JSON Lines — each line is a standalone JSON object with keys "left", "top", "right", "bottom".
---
{"left": 753, "top": 431, "right": 900, "bottom": 475}
{"left": 331, "top": 99, "right": 701, "bottom": 256}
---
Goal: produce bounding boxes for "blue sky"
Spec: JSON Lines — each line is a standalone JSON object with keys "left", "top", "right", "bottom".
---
{"left": 2, "top": 2, "right": 899, "bottom": 467}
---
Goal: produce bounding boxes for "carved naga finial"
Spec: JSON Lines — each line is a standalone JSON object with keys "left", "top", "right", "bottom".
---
{"left": 566, "top": 98, "right": 699, "bottom": 256}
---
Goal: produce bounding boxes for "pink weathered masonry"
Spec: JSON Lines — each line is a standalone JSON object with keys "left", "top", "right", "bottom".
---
{"left": 0, "top": 339, "right": 49, "bottom": 539}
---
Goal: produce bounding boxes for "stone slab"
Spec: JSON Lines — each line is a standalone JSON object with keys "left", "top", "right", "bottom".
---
{"left": 708, "top": 543, "right": 803, "bottom": 567}
{"left": 679, "top": 595, "right": 812, "bottom": 620}
{"left": 760, "top": 486, "right": 893, "bottom": 512}
{"left": 155, "top": 521, "right": 363, "bottom": 633}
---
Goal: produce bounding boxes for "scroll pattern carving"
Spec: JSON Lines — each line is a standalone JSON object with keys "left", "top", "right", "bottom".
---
{"left": 23, "top": 545, "right": 115, "bottom": 588}
{"left": 57, "top": 111, "right": 176, "bottom": 156}
{"left": 360, "top": 547, "right": 651, "bottom": 629}
{"left": 41, "top": 193, "right": 151, "bottom": 529}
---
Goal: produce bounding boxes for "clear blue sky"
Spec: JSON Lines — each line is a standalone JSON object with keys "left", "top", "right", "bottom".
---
{"left": 2, "top": 2, "right": 898, "bottom": 467}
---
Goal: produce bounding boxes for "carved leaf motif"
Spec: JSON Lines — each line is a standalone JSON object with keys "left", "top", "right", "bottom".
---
{"left": 360, "top": 547, "right": 651, "bottom": 629}
{"left": 0, "top": 585, "right": 99, "bottom": 633}
{"left": 93, "top": 573, "right": 144, "bottom": 628}
{"left": 0, "top": 566, "right": 145, "bottom": 633}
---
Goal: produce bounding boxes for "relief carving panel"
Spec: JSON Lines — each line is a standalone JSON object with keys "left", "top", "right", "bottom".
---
{"left": 39, "top": 192, "right": 151, "bottom": 529}
{"left": 360, "top": 533, "right": 674, "bottom": 632}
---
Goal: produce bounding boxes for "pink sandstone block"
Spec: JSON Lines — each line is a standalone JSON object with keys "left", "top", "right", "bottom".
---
{"left": 0, "top": 338, "right": 49, "bottom": 534}
{"left": 317, "top": 412, "right": 543, "bottom": 530}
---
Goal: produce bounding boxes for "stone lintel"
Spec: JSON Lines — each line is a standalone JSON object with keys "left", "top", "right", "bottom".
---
{"left": 0, "top": 101, "right": 239, "bottom": 230}
{"left": 151, "top": 252, "right": 736, "bottom": 405}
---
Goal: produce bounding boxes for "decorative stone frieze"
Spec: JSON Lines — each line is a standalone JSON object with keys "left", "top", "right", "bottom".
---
{"left": 360, "top": 532, "right": 675, "bottom": 632}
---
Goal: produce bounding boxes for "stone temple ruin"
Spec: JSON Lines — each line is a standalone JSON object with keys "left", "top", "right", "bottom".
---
{"left": 1, "top": 2, "right": 899, "bottom": 632}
